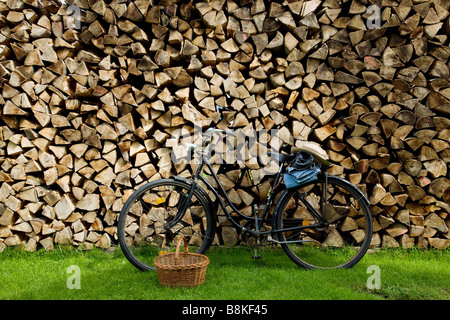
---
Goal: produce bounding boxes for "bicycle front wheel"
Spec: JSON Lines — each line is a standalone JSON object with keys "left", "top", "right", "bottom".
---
{"left": 118, "top": 179, "right": 216, "bottom": 271}
{"left": 275, "top": 175, "right": 373, "bottom": 269}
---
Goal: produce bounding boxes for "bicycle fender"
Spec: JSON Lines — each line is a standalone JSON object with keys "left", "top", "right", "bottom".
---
{"left": 270, "top": 188, "right": 292, "bottom": 229}
{"left": 170, "top": 175, "right": 218, "bottom": 221}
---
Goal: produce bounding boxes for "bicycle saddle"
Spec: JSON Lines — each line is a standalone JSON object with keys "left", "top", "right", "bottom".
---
{"left": 296, "top": 149, "right": 333, "bottom": 169}
{"left": 268, "top": 149, "right": 333, "bottom": 169}
{"left": 291, "top": 151, "right": 314, "bottom": 170}
{"left": 293, "top": 141, "right": 333, "bottom": 169}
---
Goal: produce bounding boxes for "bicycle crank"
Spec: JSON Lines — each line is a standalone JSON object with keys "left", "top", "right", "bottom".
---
{"left": 241, "top": 220, "right": 270, "bottom": 247}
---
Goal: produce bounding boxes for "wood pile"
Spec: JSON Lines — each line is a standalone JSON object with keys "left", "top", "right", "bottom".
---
{"left": 0, "top": 0, "right": 449, "bottom": 251}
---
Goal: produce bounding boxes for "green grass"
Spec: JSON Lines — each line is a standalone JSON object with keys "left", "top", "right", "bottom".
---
{"left": 0, "top": 245, "right": 448, "bottom": 300}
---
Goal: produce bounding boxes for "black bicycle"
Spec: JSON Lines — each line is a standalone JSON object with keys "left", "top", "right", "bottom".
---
{"left": 118, "top": 128, "right": 373, "bottom": 270}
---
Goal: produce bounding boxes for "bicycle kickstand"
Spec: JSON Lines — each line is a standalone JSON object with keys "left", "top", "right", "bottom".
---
{"left": 252, "top": 204, "right": 262, "bottom": 260}
{"left": 252, "top": 239, "right": 262, "bottom": 260}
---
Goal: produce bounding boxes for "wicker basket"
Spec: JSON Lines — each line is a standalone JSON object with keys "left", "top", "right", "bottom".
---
{"left": 154, "top": 237, "right": 209, "bottom": 287}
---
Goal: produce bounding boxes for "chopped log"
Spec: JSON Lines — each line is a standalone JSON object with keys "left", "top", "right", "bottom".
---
{"left": 0, "top": 0, "right": 448, "bottom": 252}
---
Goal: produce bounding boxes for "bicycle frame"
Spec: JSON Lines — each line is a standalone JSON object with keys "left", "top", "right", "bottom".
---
{"left": 167, "top": 149, "right": 327, "bottom": 241}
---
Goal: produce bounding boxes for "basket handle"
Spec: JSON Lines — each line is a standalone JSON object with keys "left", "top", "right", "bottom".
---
{"left": 175, "top": 237, "right": 189, "bottom": 265}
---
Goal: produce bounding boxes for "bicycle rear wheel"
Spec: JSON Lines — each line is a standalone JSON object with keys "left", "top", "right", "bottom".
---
{"left": 118, "top": 179, "right": 216, "bottom": 271}
{"left": 275, "top": 175, "right": 372, "bottom": 269}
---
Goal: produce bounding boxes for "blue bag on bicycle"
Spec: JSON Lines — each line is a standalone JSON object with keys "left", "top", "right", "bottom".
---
{"left": 283, "top": 151, "right": 321, "bottom": 189}
{"left": 283, "top": 165, "right": 321, "bottom": 189}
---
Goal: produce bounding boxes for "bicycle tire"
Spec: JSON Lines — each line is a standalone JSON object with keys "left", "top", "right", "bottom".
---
{"left": 118, "top": 178, "right": 216, "bottom": 271}
{"left": 275, "top": 175, "right": 373, "bottom": 269}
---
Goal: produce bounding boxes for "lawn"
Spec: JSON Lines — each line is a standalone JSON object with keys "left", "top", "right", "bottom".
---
{"left": 0, "top": 245, "right": 448, "bottom": 301}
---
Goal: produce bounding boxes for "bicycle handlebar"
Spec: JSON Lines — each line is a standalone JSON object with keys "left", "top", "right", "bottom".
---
{"left": 267, "top": 151, "right": 295, "bottom": 163}
{"left": 184, "top": 128, "right": 236, "bottom": 152}
{"left": 187, "top": 130, "right": 297, "bottom": 162}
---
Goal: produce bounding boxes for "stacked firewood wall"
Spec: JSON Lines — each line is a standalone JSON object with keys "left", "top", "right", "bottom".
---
{"left": 0, "top": 0, "right": 449, "bottom": 251}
